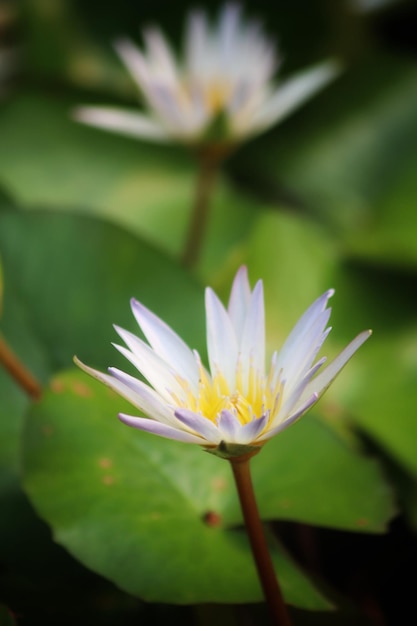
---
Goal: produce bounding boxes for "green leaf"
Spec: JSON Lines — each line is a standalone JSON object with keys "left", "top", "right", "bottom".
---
{"left": 22, "top": 369, "right": 331, "bottom": 609}
{"left": 0, "top": 93, "right": 256, "bottom": 278}
{"left": 231, "top": 55, "right": 417, "bottom": 268}
{"left": 244, "top": 210, "right": 337, "bottom": 343}
{"left": 242, "top": 415, "right": 394, "bottom": 533}
{"left": 0, "top": 208, "right": 205, "bottom": 372}
{"left": 348, "top": 328, "right": 417, "bottom": 479}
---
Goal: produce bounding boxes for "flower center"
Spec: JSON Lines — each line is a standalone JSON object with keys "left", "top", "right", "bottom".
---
{"left": 173, "top": 360, "right": 283, "bottom": 426}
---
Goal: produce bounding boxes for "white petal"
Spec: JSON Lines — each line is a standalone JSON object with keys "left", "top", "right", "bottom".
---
{"left": 143, "top": 27, "right": 179, "bottom": 85}
{"left": 114, "top": 37, "right": 151, "bottom": 89}
{"left": 251, "top": 60, "right": 340, "bottom": 133}
{"left": 218, "top": 4, "right": 242, "bottom": 65}
{"left": 142, "top": 82, "right": 200, "bottom": 133}
{"left": 258, "top": 392, "right": 319, "bottom": 441}
{"left": 240, "top": 279, "right": 265, "bottom": 377}
{"left": 278, "top": 356, "right": 327, "bottom": 419}
{"left": 174, "top": 408, "right": 221, "bottom": 443}
{"left": 279, "top": 310, "right": 332, "bottom": 391}
{"left": 205, "top": 287, "right": 238, "bottom": 387}
{"left": 113, "top": 326, "right": 186, "bottom": 402}
{"left": 108, "top": 367, "right": 176, "bottom": 425}
{"left": 275, "top": 290, "right": 334, "bottom": 376}
{"left": 118, "top": 413, "right": 204, "bottom": 444}
{"left": 75, "top": 357, "right": 172, "bottom": 424}
{"left": 301, "top": 330, "right": 372, "bottom": 401}
{"left": 73, "top": 106, "right": 168, "bottom": 141}
{"left": 130, "top": 299, "right": 199, "bottom": 391}
{"left": 227, "top": 266, "right": 252, "bottom": 338}
{"left": 184, "top": 9, "right": 210, "bottom": 76}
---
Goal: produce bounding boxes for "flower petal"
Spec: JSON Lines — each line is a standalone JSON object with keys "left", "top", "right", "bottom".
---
{"left": 217, "top": 410, "right": 269, "bottom": 444}
{"left": 143, "top": 27, "right": 179, "bottom": 85}
{"left": 73, "top": 106, "right": 167, "bottom": 141}
{"left": 205, "top": 286, "right": 238, "bottom": 387}
{"left": 302, "top": 330, "right": 372, "bottom": 400}
{"left": 74, "top": 357, "right": 173, "bottom": 424}
{"left": 113, "top": 326, "right": 186, "bottom": 402}
{"left": 227, "top": 265, "right": 252, "bottom": 339}
{"left": 251, "top": 60, "right": 340, "bottom": 133}
{"left": 240, "top": 279, "right": 265, "bottom": 377}
{"left": 108, "top": 367, "right": 176, "bottom": 425}
{"left": 114, "top": 37, "right": 151, "bottom": 89}
{"left": 118, "top": 413, "right": 204, "bottom": 444}
{"left": 174, "top": 408, "right": 221, "bottom": 443}
{"left": 274, "top": 289, "right": 334, "bottom": 377}
{"left": 258, "top": 392, "right": 319, "bottom": 441}
{"left": 130, "top": 299, "right": 199, "bottom": 391}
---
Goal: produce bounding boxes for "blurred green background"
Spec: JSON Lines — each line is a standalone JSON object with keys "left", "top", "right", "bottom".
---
{"left": 1, "top": 0, "right": 417, "bottom": 624}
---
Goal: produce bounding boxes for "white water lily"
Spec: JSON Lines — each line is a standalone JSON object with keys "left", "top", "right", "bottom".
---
{"left": 74, "top": 4, "right": 338, "bottom": 147}
{"left": 75, "top": 267, "right": 371, "bottom": 458}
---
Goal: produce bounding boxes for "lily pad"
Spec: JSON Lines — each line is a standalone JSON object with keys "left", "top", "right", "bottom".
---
{"left": 22, "top": 369, "right": 331, "bottom": 609}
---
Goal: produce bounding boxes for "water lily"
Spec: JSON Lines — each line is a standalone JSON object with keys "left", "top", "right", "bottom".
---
{"left": 74, "top": 3, "right": 338, "bottom": 148}
{"left": 75, "top": 266, "right": 370, "bottom": 458}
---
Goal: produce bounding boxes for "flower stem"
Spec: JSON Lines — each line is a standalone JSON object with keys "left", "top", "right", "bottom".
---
{"left": 0, "top": 333, "right": 42, "bottom": 400}
{"left": 181, "top": 153, "right": 218, "bottom": 270}
{"left": 229, "top": 455, "right": 292, "bottom": 626}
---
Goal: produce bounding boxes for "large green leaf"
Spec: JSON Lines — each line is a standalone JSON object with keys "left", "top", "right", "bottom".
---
{"left": 22, "top": 369, "right": 331, "bottom": 609}
{"left": 348, "top": 328, "right": 417, "bottom": 479}
{"left": 0, "top": 207, "right": 205, "bottom": 371}
{"left": 0, "top": 93, "right": 256, "bottom": 278}
{"left": 0, "top": 207, "right": 395, "bottom": 606}
{"left": 0, "top": 206, "right": 205, "bottom": 587}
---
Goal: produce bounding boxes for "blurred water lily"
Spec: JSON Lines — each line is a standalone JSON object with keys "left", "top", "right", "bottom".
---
{"left": 74, "top": 3, "right": 338, "bottom": 148}
{"left": 76, "top": 267, "right": 370, "bottom": 458}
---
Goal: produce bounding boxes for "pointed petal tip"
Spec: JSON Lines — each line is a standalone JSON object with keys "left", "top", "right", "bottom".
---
{"left": 73, "top": 355, "right": 93, "bottom": 374}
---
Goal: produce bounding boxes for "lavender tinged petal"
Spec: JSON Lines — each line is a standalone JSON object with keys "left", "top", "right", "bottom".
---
{"left": 217, "top": 409, "right": 241, "bottom": 441}
{"left": 258, "top": 393, "right": 319, "bottom": 441}
{"left": 301, "top": 330, "right": 372, "bottom": 401}
{"left": 240, "top": 413, "right": 269, "bottom": 443}
{"left": 108, "top": 367, "right": 176, "bottom": 425}
{"left": 274, "top": 290, "right": 334, "bottom": 373}
{"left": 118, "top": 414, "right": 205, "bottom": 443}
{"left": 174, "top": 408, "right": 222, "bottom": 443}
{"left": 75, "top": 357, "right": 172, "bottom": 423}
{"left": 130, "top": 299, "right": 199, "bottom": 390}
{"left": 279, "top": 312, "right": 332, "bottom": 391}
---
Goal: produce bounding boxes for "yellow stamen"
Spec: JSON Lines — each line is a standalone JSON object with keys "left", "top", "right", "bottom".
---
{"left": 172, "top": 360, "right": 284, "bottom": 429}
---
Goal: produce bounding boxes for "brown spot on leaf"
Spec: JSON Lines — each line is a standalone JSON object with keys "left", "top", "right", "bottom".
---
{"left": 203, "top": 511, "right": 222, "bottom": 527}
{"left": 98, "top": 457, "right": 113, "bottom": 469}
{"left": 102, "top": 475, "right": 115, "bottom": 486}
{"left": 72, "top": 381, "right": 92, "bottom": 397}
{"left": 41, "top": 425, "right": 53, "bottom": 437}
{"left": 50, "top": 380, "right": 65, "bottom": 393}
{"left": 211, "top": 477, "right": 228, "bottom": 491}
{"left": 356, "top": 518, "right": 369, "bottom": 528}
{"left": 280, "top": 499, "right": 292, "bottom": 510}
